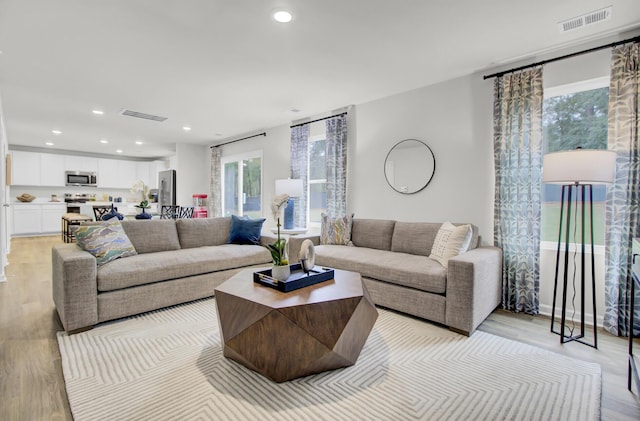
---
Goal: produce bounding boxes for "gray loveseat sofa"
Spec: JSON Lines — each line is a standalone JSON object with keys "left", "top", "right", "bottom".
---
{"left": 52, "top": 217, "right": 272, "bottom": 332}
{"left": 289, "top": 219, "right": 502, "bottom": 335}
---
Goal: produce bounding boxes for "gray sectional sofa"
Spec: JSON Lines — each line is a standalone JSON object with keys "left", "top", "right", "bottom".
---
{"left": 289, "top": 219, "right": 502, "bottom": 335}
{"left": 52, "top": 217, "right": 272, "bottom": 332}
{"left": 53, "top": 216, "right": 502, "bottom": 336}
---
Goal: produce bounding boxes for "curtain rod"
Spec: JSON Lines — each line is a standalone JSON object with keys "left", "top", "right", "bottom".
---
{"left": 290, "top": 112, "right": 347, "bottom": 129}
{"left": 483, "top": 35, "right": 640, "bottom": 80}
{"left": 210, "top": 132, "right": 266, "bottom": 148}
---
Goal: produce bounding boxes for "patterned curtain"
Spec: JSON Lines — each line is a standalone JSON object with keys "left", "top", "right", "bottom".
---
{"left": 604, "top": 42, "right": 640, "bottom": 337}
{"left": 325, "top": 114, "right": 348, "bottom": 217}
{"left": 209, "top": 146, "right": 222, "bottom": 217}
{"left": 493, "top": 68, "right": 544, "bottom": 314}
{"left": 290, "top": 125, "right": 310, "bottom": 228}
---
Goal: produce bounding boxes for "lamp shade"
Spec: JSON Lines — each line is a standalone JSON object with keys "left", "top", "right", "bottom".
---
{"left": 275, "top": 179, "right": 303, "bottom": 197}
{"left": 542, "top": 149, "right": 616, "bottom": 184}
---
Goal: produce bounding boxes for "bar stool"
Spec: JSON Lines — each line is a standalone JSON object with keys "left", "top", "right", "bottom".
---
{"left": 61, "top": 213, "right": 93, "bottom": 243}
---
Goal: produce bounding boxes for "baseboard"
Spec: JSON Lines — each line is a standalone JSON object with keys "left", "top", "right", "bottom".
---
{"left": 539, "top": 303, "right": 604, "bottom": 328}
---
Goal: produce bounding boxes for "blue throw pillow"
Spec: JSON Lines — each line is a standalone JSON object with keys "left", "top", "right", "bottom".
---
{"left": 227, "top": 215, "right": 266, "bottom": 245}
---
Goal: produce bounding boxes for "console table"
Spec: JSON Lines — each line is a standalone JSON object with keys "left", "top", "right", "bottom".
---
{"left": 629, "top": 238, "right": 640, "bottom": 393}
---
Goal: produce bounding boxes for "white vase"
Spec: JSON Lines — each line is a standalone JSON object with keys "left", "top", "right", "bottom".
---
{"left": 271, "top": 265, "right": 291, "bottom": 282}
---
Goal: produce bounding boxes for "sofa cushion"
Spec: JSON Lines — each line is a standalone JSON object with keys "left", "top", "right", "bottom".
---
{"left": 391, "top": 222, "right": 442, "bottom": 256}
{"left": 314, "top": 245, "right": 447, "bottom": 294}
{"left": 120, "top": 219, "right": 181, "bottom": 254}
{"left": 73, "top": 220, "right": 137, "bottom": 266}
{"left": 227, "top": 215, "right": 265, "bottom": 245}
{"left": 177, "top": 217, "right": 231, "bottom": 249}
{"left": 351, "top": 219, "right": 396, "bottom": 251}
{"left": 97, "top": 244, "right": 271, "bottom": 292}
{"left": 320, "top": 213, "right": 354, "bottom": 245}
{"left": 429, "top": 222, "right": 472, "bottom": 267}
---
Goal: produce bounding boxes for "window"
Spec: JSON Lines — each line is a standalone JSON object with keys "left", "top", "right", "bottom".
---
{"left": 541, "top": 77, "right": 609, "bottom": 246}
{"left": 308, "top": 135, "right": 327, "bottom": 224}
{"left": 221, "top": 151, "right": 262, "bottom": 218}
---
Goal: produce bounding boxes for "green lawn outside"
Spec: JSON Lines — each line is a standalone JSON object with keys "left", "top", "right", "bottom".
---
{"left": 541, "top": 203, "right": 605, "bottom": 245}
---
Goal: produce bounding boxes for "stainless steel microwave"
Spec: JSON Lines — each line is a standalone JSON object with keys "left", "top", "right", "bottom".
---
{"left": 65, "top": 171, "right": 97, "bottom": 187}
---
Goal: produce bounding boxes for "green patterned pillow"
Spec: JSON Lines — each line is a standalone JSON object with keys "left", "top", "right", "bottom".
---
{"left": 320, "top": 213, "right": 354, "bottom": 245}
{"left": 73, "top": 220, "right": 137, "bottom": 266}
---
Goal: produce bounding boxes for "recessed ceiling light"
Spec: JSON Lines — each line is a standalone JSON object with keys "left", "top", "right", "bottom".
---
{"left": 52, "top": 129, "right": 62, "bottom": 135}
{"left": 116, "top": 149, "right": 123, "bottom": 153}
{"left": 45, "top": 141, "right": 54, "bottom": 146}
{"left": 99, "top": 139, "right": 108, "bottom": 144}
{"left": 135, "top": 140, "right": 143, "bottom": 145}
{"left": 182, "top": 126, "right": 191, "bottom": 132}
{"left": 92, "top": 109, "right": 104, "bottom": 115}
{"left": 273, "top": 10, "right": 293, "bottom": 23}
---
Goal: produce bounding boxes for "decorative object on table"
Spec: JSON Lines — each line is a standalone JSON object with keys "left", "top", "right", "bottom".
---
{"left": 254, "top": 263, "right": 334, "bottom": 292}
{"left": 299, "top": 239, "right": 316, "bottom": 274}
{"left": 131, "top": 180, "right": 152, "bottom": 220}
{"left": 100, "top": 204, "right": 124, "bottom": 221}
{"left": 266, "top": 193, "right": 291, "bottom": 281}
{"left": 16, "top": 193, "right": 36, "bottom": 202}
{"left": 275, "top": 178, "right": 303, "bottom": 230}
{"left": 542, "top": 148, "right": 616, "bottom": 349}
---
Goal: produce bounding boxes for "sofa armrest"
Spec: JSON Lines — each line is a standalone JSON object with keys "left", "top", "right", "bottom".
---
{"left": 52, "top": 244, "right": 98, "bottom": 332}
{"left": 445, "top": 246, "right": 502, "bottom": 335}
{"left": 288, "top": 234, "right": 321, "bottom": 262}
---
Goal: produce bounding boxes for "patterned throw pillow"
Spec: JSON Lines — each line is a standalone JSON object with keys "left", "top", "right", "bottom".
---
{"left": 320, "top": 213, "right": 354, "bottom": 245}
{"left": 73, "top": 220, "right": 137, "bottom": 266}
{"left": 429, "top": 222, "right": 472, "bottom": 267}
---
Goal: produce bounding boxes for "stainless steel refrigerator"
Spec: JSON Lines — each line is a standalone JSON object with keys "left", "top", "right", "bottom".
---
{"left": 158, "top": 169, "right": 176, "bottom": 207}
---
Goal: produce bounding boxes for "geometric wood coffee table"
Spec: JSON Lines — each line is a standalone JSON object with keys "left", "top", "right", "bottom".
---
{"left": 214, "top": 268, "right": 378, "bottom": 382}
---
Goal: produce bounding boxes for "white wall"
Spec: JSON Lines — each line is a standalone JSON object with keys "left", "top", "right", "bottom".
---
{"left": 174, "top": 143, "right": 210, "bottom": 207}
{"left": 350, "top": 74, "right": 495, "bottom": 243}
{"left": 0, "top": 94, "right": 8, "bottom": 281}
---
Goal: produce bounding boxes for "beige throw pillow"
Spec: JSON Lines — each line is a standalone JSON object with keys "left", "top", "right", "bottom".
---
{"left": 429, "top": 222, "right": 472, "bottom": 267}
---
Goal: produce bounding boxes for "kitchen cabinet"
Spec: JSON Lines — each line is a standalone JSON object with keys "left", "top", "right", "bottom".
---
{"left": 40, "top": 153, "right": 66, "bottom": 186}
{"left": 12, "top": 203, "right": 66, "bottom": 236}
{"left": 10, "top": 150, "right": 41, "bottom": 186}
{"left": 98, "top": 158, "right": 137, "bottom": 189}
{"left": 65, "top": 155, "right": 98, "bottom": 173}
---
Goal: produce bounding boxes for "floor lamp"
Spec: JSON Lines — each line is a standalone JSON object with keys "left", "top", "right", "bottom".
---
{"left": 275, "top": 179, "right": 303, "bottom": 230}
{"left": 542, "top": 149, "right": 616, "bottom": 349}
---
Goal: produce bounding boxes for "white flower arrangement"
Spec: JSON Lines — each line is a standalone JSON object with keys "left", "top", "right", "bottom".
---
{"left": 266, "top": 193, "right": 290, "bottom": 266}
{"left": 130, "top": 180, "right": 150, "bottom": 209}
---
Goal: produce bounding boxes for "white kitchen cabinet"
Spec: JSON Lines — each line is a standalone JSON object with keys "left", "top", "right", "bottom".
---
{"left": 40, "top": 153, "right": 66, "bottom": 186}
{"left": 41, "top": 204, "right": 67, "bottom": 233}
{"left": 65, "top": 155, "right": 98, "bottom": 172}
{"left": 98, "top": 158, "right": 137, "bottom": 189}
{"left": 10, "top": 151, "right": 41, "bottom": 186}
{"left": 136, "top": 161, "right": 151, "bottom": 187}
{"left": 12, "top": 203, "right": 67, "bottom": 236}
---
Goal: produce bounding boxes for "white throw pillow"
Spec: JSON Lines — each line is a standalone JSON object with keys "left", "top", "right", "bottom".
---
{"left": 429, "top": 222, "right": 472, "bottom": 267}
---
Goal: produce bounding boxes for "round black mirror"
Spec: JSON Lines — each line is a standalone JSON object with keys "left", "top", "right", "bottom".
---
{"left": 384, "top": 139, "right": 435, "bottom": 194}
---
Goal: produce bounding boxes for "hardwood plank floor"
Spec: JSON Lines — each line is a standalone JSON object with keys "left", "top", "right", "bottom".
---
{"left": 0, "top": 235, "right": 639, "bottom": 420}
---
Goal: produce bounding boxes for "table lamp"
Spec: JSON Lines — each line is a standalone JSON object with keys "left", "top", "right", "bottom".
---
{"left": 542, "top": 148, "right": 616, "bottom": 349}
{"left": 275, "top": 179, "right": 303, "bottom": 230}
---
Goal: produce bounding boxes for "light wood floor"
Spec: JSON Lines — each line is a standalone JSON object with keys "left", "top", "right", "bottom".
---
{"left": 1, "top": 236, "right": 639, "bottom": 420}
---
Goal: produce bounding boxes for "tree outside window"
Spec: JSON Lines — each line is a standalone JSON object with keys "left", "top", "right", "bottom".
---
{"left": 541, "top": 80, "right": 609, "bottom": 245}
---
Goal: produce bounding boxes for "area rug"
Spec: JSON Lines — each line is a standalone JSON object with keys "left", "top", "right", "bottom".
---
{"left": 57, "top": 299, "right": 601, "bottom": 420}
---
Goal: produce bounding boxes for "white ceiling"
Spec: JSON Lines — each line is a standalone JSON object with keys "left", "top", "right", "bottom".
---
{"left": 1, "top": 0, "right": 639, "bottom": 159}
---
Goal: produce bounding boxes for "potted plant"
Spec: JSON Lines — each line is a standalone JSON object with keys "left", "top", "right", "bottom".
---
{"left": 266, "top": 193, "right": 290, "bottom": 281}
{"left": 131, "top": 180, "right": 152, "bottom": 220}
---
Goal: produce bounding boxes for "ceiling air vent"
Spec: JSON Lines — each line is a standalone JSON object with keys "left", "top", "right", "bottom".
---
{"left": 558, "top": 6, "right": 612, "bottom": 33}
{"left": 119, "top": 109, "right": 168, "bottom": 122}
